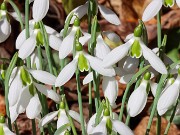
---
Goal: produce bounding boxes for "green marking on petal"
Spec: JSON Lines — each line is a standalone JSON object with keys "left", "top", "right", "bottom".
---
{"left": 164, "top": 0, "right": 174, "bottom": 7}
{"left": 29, "top": 83, "right": 35, "bottom": 96}
{"left": 36, "top": 31, "right": 44, "bottom": 45}
{"left": 1, "top": 3, "right": 6, "bottom": 10}
{"left": 0, "top": 115, "right": 5, "bottom": 123}
{"left": 130, "top": 40, "right": 142, "bottom": 58}
{"left": 20, "top": 67, "right": 32, "bottom": 86}
{"left": 0, "top": 126, "right": 4, "bottom": 135}
{"left": 106, "top": 118, "right": 112, "bottom": 134}
{"left": 78, "top": 53, "right": 89, "bottom": 72}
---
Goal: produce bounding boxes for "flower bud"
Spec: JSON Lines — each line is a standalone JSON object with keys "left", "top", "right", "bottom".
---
{"left": 134, "top": 24, "right": 143, "bottom": 37}
{"left": 74, "top": 17, "right": 80, "bottom": 27}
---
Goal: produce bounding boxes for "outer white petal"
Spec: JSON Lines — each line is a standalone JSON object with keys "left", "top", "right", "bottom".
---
{"left": 123, "top": 57, "right": 139, "bottom": 73}
{"left": 30, "top": 50, "right": 40, "bottom": 70}
{"left": 59, "top": 29, "right": 76, "bottom": 59}
{"left": 102, "top": 76, "right": 118, "bottom": 106}
{"left": 28, "top": 70, "right": 56, "bottom": 85}
{"left": 10, "top": 104, "right": 19, "bottom": 123}
{"left": 176, "top": 0, "right": 180, "bottom": 7}
{"left": 127, "top": 81, "right": 148, "bottom": 117}
{"left": 119, "top": 74, "right": 134, "bottom": 84}
{"left": 103, "top": 31, "right": 121, "bottom": 43}
{"left": 68, "top": 110, "right": 81, "bottom": 124}
{"left": 8, "top": 74, "right": 23, "bottom": 106}
{"left": 175, "top": 103, "right": 180, "bottom": 115}
{"left": 32, "top": 0, "right": 49, "bottom": 21}
{"left": 83, "top": 72, "right": 93, "bottom": 85}
{"left": 16, "top": 29, "right": 26, "bottom": 49}
{"left": 85, "top": 53, "right": 115, "bottom": 77}
{"left": 65, "top": 3, "right": 88, "bottom": 24}
{"left": 157, "top": 76, "right": 180, "bottom": 116}
{"left": 26, "top": 94, "right": 42, "bottom": 119}
{"left": 95, "top": 35, "right": 111, "bottom": 59}
{"left": 55, "top": 59, "right": 77, "bottom": 87}
{"left": 98, "top": 5, "right": 120, "bottom": 25}
{"left": 9, "top": 67, "right": 18, "bottom": 85}
{"left": 112, "top": 120, "right": 134, "bottom": 135}
{"left": 18, "top": 36, "right": 36, "bottom": 60}
{"left": 79, "top": 33, "right": 91, "bottom": 45}
{"left": 34, "top": 82, "right": 60, "bottom": 103}
{"left": 16, "top": 86, "right": 32, "bottom": 114}
{"left": 141, "top": 42, "right": 167, "bottom": 74}
{"left": 103, "top": 39, "right": 133, "bottom": 68}
{"left": 91, "top": 117, "right": 107, "bottom": 135}
{"left": 3, "top": 125, "right": 16, "bottom": 135}
{"left": 39, "top": 111, "right": 59, "bottom": 127}
{"left": 124, "top": 33, "right": 134, "bottom": 42}
{"left": 87, "top": 113, "right": 97, "bottom": 134}
{"left": 150, "top": 81, "right": 158, "bottom": 97}
{"left": 49, "top": 34, "right": 62, "bottom": 51}
{"left": 57, "top": 110, "right": 70, "bottom": 129}
{"left": 142, "top": 0, "right": 163, "bottom": 21}
{"left": 45, "top": 25, "right": 60, "bottom": 37}
{"left": 0, "top": 17, "right": 11, "bottom": 43}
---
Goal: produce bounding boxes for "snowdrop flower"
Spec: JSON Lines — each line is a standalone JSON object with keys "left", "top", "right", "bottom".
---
{"left": 17, "top": 22, "right": 61, "bottom": 60}
{"left": 9, "top": 67, "right": 60, "bottom": 123}
{"left": 0, "top": 3, "right": 11, "bottom": 43}
{"left": 157, "top": 69, "right": 180, "bottom": 116}
{"left": 87, "top": 108, "right": 134, "bottom": 135}
{"left": 32, "top": 0, "right": 49, "bottom": 22}
{"left": 142, "top": 0, "right": 180, "bottom": 22}
{"left": 0, "top": 115, "right": 15, "bottom": 135}
{"left": 66, "top": 0, "right": 120, "bottom": 25}
{"left": 59, "top": 17, "right": 91, "bottom": 59}
{"left": 39, "top": 101, "right": 81, "bottom": 134}
{"left": 127, "top": 72, "right": 151, "bottom": 117}
{"left": 55, "top": 41, "right": 115, "bottom": 87}
{"left": 103, "top": 24, "right": 167, "bottom": 75}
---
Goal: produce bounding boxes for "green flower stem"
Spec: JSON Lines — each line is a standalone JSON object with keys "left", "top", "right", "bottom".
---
{"left": 164, "top": 99, "right": 179, "bottom": 135}
{"left": 7, "top": 0, "right": 24, "bottom": 30}
{"left": 125, "top": 114, "right": 130, "bottom": 126}
{"left": 32, "top": 119, "right": 36, "bottom": 135}
{"left": 14, "top": 121, "right": 19, "bottom": 135}
{"left": 25, "top": 0, "right": 31, "bottom": 68}
{"left": 4, "top": 52, "right": 18, "bottom": 129}
{"left": 145, "top": 74, "right": 167, "bottom": 135}
{"left": 76, "top": 69, "right": 86, "bottom": 135}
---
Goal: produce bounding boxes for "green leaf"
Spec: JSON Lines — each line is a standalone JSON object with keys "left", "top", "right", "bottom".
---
{"left": 54, "top": 123, "right": 70, "bottom": 135}
{"left": 63, "top": 12, "right": 74, "bottom": 38}
{"left": 0, "top": 126, "right": 4, "bottom": 135}
{"left": 95, "top": 100, "right": 105, "bottom": 125}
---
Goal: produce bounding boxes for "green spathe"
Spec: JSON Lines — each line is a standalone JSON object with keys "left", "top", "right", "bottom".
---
{"left": 78, "top": 53, "right": 89, "bottom": 72}
{"left": 130, "top": 40, "right": 142, "bottom": 58}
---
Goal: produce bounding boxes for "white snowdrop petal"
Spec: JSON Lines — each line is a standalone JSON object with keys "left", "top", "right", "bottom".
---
{"left": 127, "top": 82, "right": 148, "bottom": 117}
{"left": 0, "top": 18, "right": 11, "bottom": 43}
{"left": 49, "top": 34, "right": 62, "bottom": 51}
{"left": 28, "top": 70, "right": 56, "bottom": 85}
{"left": 119, "top": 74, "right": 134, "bottom": 84}
{"left": 32, "top": 0, "right": 49, "bottom": 21}
{"left": 83, "top": 72, "right": 93, "bottom": 85}
{"left": 98, "top": 5, "right": 120, "bottom": 25}
{"left": 16, "top": 86, "right": 32, "bottom": 114}
{"left": 103, "top": 39, "right": 133, "bottom": 68}
{"left": 9, "top": 67, "right": 18, "bottom": 85}
{"left": 157, "top": 76, "right": 180, "bottom": 115}
{"left": 85, "top": 53, "right": 115, "bottom": 77}
{"left": 124, "top": 33, "right": 134, "bottom": 42}
{"left": 176, "top": 0, "right": 180, "bottom": 7}
{"left": 141, "top": 42, "right": 167, "bottom": 74}
{"left": 30, "top": 50, "right": 41, "bottom": 70}
{"left": 91, "top": 117, "right": 107, "bottom": 135}
{"left": 45, "top": 25, "right": 60, "bottom": 36}
{"left": 114, "top": 67, "right": 128, "bottom": 77}
{"left": 59, "top": 30, "right": 76, "bottom": 59}
{"left": 18, "top": 36, "right": 36, "bottom": 60}
{"left": 123, "top": 57, "right": 139, "bottom": 73}
{"left": 150, "top": 81, "right": 158, "bottom": 97}
{"left": 112, "top": 120, "right": 134, "bottom": 135}
{"left": 55, "top": 59, "right": 77, "bottom": 87}
{"left": 26, "top": 94, "right": 42, "bottom": 119}
{"left": 103, "top": 31, "right": 121, "bottom": 43}
{"left": 95, "top": 35, "right": 111, "bottom": 59}
{"left": 68, "top": 110, "right": 82, "bottom": 124}
{"left": 3, "top": 125, "right": 16, "bottom": 135}
{"left": 34, "top": 83, "right": 60, "bottom": 103}
{"left": 16, "top": 29, "right": 26, "bottom": 49}
{"left": 142, "top": 0, "right": 162, "bottom": 21}
{"left": 87, "top": 113, "right": 97, "bottom": 134}
{"left": 10, "top": 104, "right": 19, "bottom": 123}
{"left": 29, "top": 0, "right": 34, "bottom": 3}
{"left": 57, "top": 110, "right": 70, "bottom": 129}
{"left": 8, "top": 75, "right": 23, "bottom": 106}
{"left": 79, "top": 33, "right": 91, "bottom": 45}
{"left": 102, "top": 76, "right": 118, "bottom": 105}
{"left": 39, "top": 111, "right": 59, "bottom": 127}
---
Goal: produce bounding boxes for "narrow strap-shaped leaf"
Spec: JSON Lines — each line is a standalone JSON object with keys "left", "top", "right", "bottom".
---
{"left": 54, "top": 123, "right": 70, "bottom": 135}
{"left": 95, "top": 100, "right": 105, "bottom": 125}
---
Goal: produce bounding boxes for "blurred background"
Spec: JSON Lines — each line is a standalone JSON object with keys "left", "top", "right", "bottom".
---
{"left": 0, "top": 0, "right": 180, "bottom": 134}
